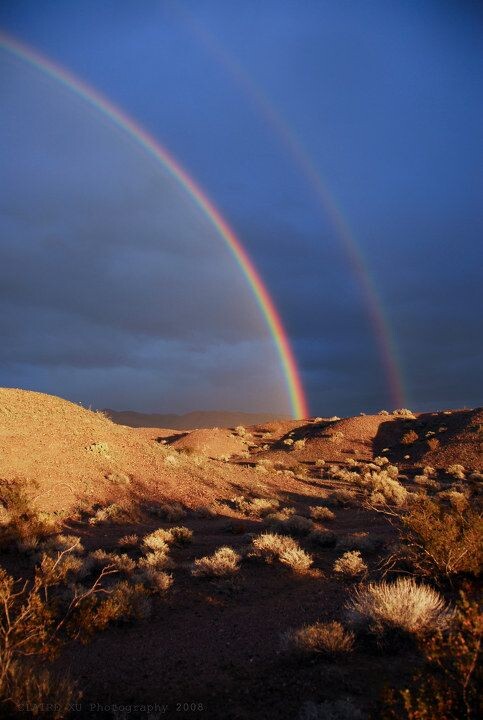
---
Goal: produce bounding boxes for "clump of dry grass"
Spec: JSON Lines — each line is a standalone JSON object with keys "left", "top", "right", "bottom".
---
{"left": 143, "top": 526, "right": 193, "bottom": 550}
{"left": 326, "top": 489, "right": 358, "bottom": 507}
{"left": 447, "top": 464, "right": 466, "bottom": 480}
{"left": 402, "top": 430, "right": 419, "bottom": 445}
{"left": 282, "top": 620, "right": 354, "bottom": 656}
{"left": 88, "top": 503, "right": 135, "bottom": 526}
{"left": 142, "top": 530, "right": 171, "bottom": 553}
{"left": 393, "top": 408, "right": 416, "bottom": 418}
{"left": 0, "top": 479, "right": 59, "bottom": 550}
{"left": 309, "top": 506, "right": 335, "bottom": 521}
{"left": 89, "top": 549, "right": 136, "bottom": 575}
{"left": 232, "top": 495, "right": 280, "bottom": 517}
{"left": 348, "top": 577, "right": 451, "bottom": 635}
{"left": 251, "top": 532, "right": 299, "bottom": 561}
{"left": 192, "top": 547, "right": 241, "bottom": 578}
{"left": 138, "top": 549, "right": 174, "bottom": 572}
{"left": 118, "top": 533, "right": 140, "bottom": 548}
{"left": 251, "top": 533, "right": 313, "bottom": 574}
{"left": 279, "top": 546, "right": 313, "bottom": 574}
{"left": 437, "top": 490, "right": 469, "bottom": 513}
{"left": 334, "top": 551, "right": 368, "bottom": 578}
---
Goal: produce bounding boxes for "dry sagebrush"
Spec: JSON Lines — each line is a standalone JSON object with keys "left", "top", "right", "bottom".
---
{"left": 348, "top": 577, "right": 451, "bottom": 636}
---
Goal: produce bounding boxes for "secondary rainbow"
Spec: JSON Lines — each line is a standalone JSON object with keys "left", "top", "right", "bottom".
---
{"left": 174, "top": 9, "right": 406, "bottom": 408}
{"left": 0, "top": 31, "right": 309, "bottom": 419}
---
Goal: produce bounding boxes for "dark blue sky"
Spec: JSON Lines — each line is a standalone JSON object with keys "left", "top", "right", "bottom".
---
{"left": 0, "top": 0, "right": 482, "bottom": 415}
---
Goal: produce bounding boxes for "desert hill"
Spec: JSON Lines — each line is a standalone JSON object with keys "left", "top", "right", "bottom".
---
{"left": 0, "top": 388, "right": 481, "bottom": 719}
{"left": 104, "top": 408, "right": 288, "bottom": 429}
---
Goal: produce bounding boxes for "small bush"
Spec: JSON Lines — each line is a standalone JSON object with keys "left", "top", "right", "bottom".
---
{"left": 192, "top": 547, "right": 241, "bottom": 577}
{"left": 283, "top": 620, "right": 354, "bottom": 656}
{"left": 233, "top": 496, "right": 280, "bottom": 517}
{"left": 309, "top": 506, "right": 335, "bottom": 521}
{"left": 383, "top": 588, "right": 481, "bottom": 720}
{"left": 139, "top": 549, "right": 174, "bottom": 572}
{"left": 447, "top": 464, "right": 466, "bottom": 480}
{"left": 279, "top": 546, "right": 314, "bottom": 574}
{"left": 402, "top": 431, "right": 419, "bottom": 445}
{"left": 427, "top": 438, "right": 440, "bottom": 451}
{"left": 118, "top": 533, "right": 140, "bottom": 548}
{"left": 348, "top": 577, "right": 451, "bottom": 635}
{"left": 327, "top": 489, "right": 358, "bottom": 507}
{"left": 334, "top": 551, "right": 367, "bottom": 578}
{"left": 251, "top": 533, "right": 298, "bottom": 562}
{"left": 142, "top": 530, "right": 171, "bottom": 553}
{"left": 393, "top": 409, "right": 416, "bottom": 418}
{"left": 400, "top": 496, "right": 482, "bottom": 578}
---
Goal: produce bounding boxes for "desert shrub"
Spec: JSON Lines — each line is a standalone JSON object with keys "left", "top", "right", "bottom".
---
{"left": 75, "top": 581, "right": 152, "bottom": 636}
{"left": 334, "top": 551, "right": 367, "bottom": 578}
{"left": 265, "top": 507, "right": 296, "bottom": 524}
{"left": 437, "top": 490, "right": 469, "bottom": 513}
{"left": 283, "top": 438, "right": 294, "bottom": 447}
{"left": 88, "top": 503, "right": 133, "bottom": 526}
{"left": 427, "top": 438, "right": 440, "bottom": 451}
{"left": 309, "top": 506, "right": 335, "bottom": 521}
{"left": 447, "top": 464, "right": 466, "bottom": 480}
{"left": 137, "top": 567, "right": 173, "bottom": 594}
{"left": 138, "top": 549, "right": 174, "bottom": 572}
{"left": 0, "top": 479, "right": 58, "bottom": 550}
{"left": 329, "top": 431, "right": 345, "bottom": 443}
{"left": 402, "top": 431, "right": 419, "bottom": 445}
{"left": 379, "top": 410, "right": 390, "bottom": 416}
{"left": 89, "top": 550, "right": 136, "bottom": 575}
{"left": 348, "top": 577, "right": 451, "bottom": 636}
{"left": 279, "top": 546, "right": 314, "bottom": 574}
{"left": 192, "top": 547, "right": 241, "bottom": 578}
{"left": 414, "top": 474, "right": 440, "bottom": 490}
{"left": 283, "top": 620, "right": 354, "bottom": 656}
{"left": 362, "top": 469, "right": 408, "bottom": 507}
{"left": 118, "top": 533, "right": 140, "bottom": 548}
{"left": 299, "top": 698, "right": 363, "bottom": 720}
{"left": 293, "top": 439, "right": 307, "bottom": 451}
{"left": 0, "top": 554, "right": 120, "bottom": 712}
{"left": 86, "top": 441, "right": 110, "bottom": 457}
{"left": 233, "top": 496, "right": 280, "bottom": 517}
{"left": 393, "top": 409, "right": 416, "bottom": 418}
{"left": 315, "top": 459, "right": 326, "bottom": 467}
{"left": 251, "top": 533, "right": 299, "bottom": 561}
{"left": 41, "top": 534, "right": 84, "bottom": 555}
{"left": 399, "top": 496, "right": 482, "bottom": 579}
{"left": 308, "top": 530, "right": 337, "bottom": 548}
{"left": 143, "top": 526, "right": 193, "bottom": 551}
{"left": 168, "top": 526, "right": 193, "bottom": 545}
{"left": 383, "top": 588, "right": 481, "bottom": 720}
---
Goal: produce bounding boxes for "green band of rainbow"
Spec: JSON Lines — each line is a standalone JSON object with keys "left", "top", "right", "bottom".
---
{"left": 0, "top": 31, "right": 309, "bottom": 419}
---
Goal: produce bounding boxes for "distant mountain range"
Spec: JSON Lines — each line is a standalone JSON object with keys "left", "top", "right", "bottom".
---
{"left": 103, "top": 409, "right": 289, "bottom": 430}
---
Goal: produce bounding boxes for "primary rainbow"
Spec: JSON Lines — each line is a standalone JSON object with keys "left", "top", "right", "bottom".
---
{"left": 0, "top": 31, "right": 309, "bottom": 420}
